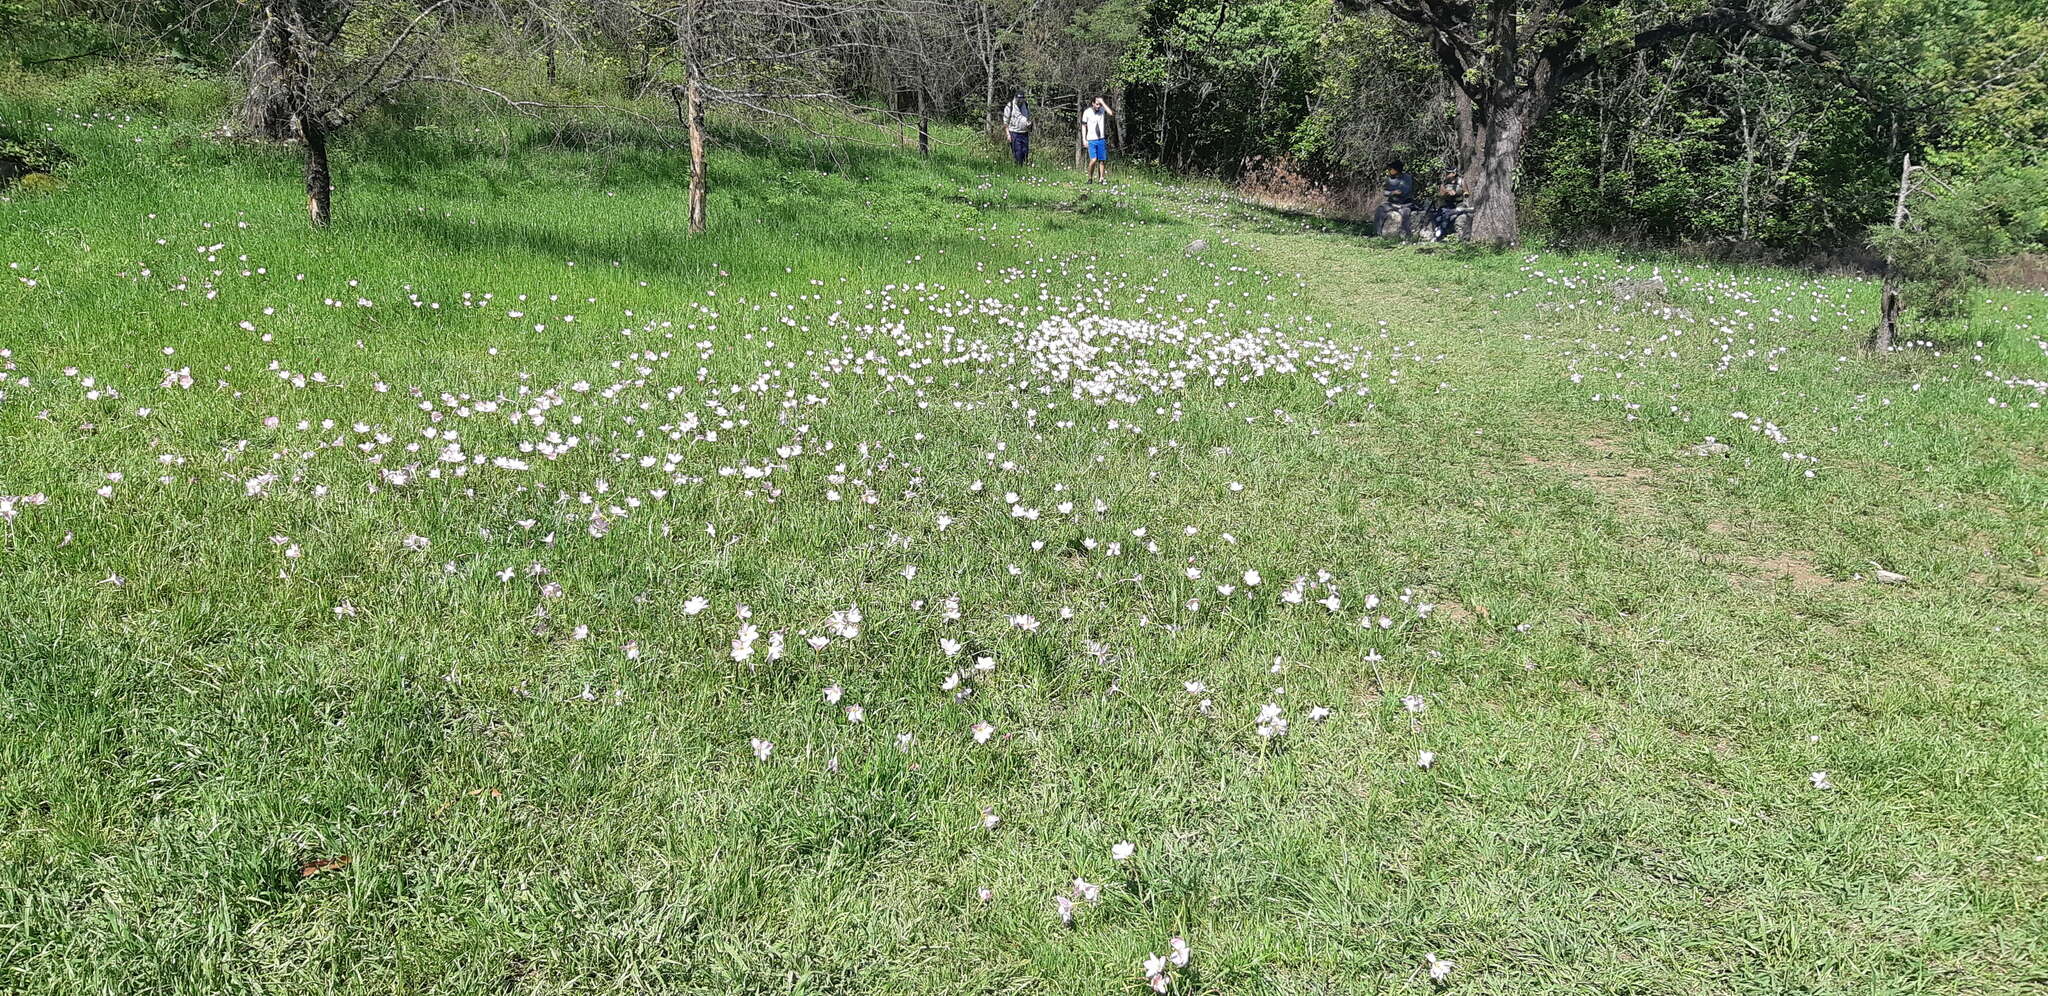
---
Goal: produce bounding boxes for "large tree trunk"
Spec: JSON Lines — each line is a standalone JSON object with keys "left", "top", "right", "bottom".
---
{"left": 240, "top": 4, "right": 297, "bottom": 141}
{"left": 1458, "top": 90, "right": 1541, "bottom": 245}
{"left": 300, "top": 113, "right": 331, "bottom": 228}
{"left": 686, "top": 74, "right": 708, "bottom": 234}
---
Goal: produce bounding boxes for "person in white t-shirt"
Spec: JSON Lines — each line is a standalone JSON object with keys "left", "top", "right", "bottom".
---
{"left": 1080, "top": 97, "right": 1114, "bottom": 184}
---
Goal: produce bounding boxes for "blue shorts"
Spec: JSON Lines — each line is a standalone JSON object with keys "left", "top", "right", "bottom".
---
{"left": 1087, "top": 139, "right": 1107, "bottom": 161}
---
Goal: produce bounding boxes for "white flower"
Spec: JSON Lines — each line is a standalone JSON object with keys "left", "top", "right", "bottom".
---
{"left": 823, "top": 683, "right": 844, "bottom": 704}
{"left": 1424, "top": 952, "right": 1455, "bottom": 983}
{"left": 894, "top": 732, "right": 914, "bottom": 751}
{"left": 749, "top": 738, "right": 773, "bottom": 761}
{"left": 971, "top": 721, "right": 995, "bottom": 743}
{"left": 844, "top": 704, "right": 865, "bottom": 723}
{"left": 682, "top": 596, "right": 709, "bottom": 615}
{"left": 1810, "top": 770, "right": 1833, "bottom": 790}
{"left": 1242, "top": 569, "right": 1261, "bottom": 586}
{"left": 1417, "top": 750, "right": 1436, "bottom": 769}
{"left": 980, "top": 808, "right": 1001, "bottom": 830}
{"left": 1307, "top": 706, "right": 1331, "bottom": 722}
{"left": 1111, "top": 841, "right": 1135, "bottom": 862}
{"left": 1071, "top": 878, "right": 1101, "bottom": 903}
{"left": 1168, "top": 936, "right": 1190, "bottom": 967}
{"left": 1401, "top": 694, "right": 1428, "bottom": 714}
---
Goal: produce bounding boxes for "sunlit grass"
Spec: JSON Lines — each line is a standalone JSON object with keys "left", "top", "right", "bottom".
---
{"left": 2, "top": 95, "right": 2045, "bottom": 995}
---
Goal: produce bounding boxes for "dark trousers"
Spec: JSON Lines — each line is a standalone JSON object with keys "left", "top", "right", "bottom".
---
{"left": 1009, "top": 131, "right": 1029, "bottom": 165}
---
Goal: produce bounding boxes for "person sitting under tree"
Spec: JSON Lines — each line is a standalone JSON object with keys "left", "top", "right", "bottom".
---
{"left": 1429, "top": 169, "right": 1469, "bottom": 241}
{"left": 1374, "top": 160, "right": 1418, "bottom": 240}
{"left": 1081, "top": 97, "right": 1114, "bottom": 184}
{"left": 1004, "top": 94, "right": 1032, "bottom": 166}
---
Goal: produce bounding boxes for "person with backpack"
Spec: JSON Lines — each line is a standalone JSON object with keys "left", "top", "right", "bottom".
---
{"left": 1004, "top": 94, "right": 1032, "bottom": 166}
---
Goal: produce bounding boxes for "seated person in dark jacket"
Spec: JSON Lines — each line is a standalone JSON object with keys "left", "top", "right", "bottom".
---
{"left": 1431, "top": 170, "right": 1469, "bottom": 240}
{"left": 1374, "top": 160, "right": 1418, "bottom": 239}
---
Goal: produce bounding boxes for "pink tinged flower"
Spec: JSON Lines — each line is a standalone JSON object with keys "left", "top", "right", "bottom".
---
{"left": 971, "top": 722, "right": 995, "bottom": 743}
{"left": 1054, "top": 895, "right": 1075, "bottom": 926}
{"left": 1168, "top": 936, "right": 1190, "bottom": 967}
{"left": 1071, "top": 878, "right": 1101, "bottom": 903}
{"left": 977, "top": 887, "right": 994, "bottom": 903}
{"left": 539, "top": 581, "right": 564, "bottom": 599}
{"left": 750, "top": 738, "right": 773, "bottom": 761}
{"left": 1402, "top": 694, "right": 1428, "bottom": 714}
{"left": 1418, "top": 750, "right": 1437, "bottom": 769}
{"left": 1111, "top": 841, "right": 1135, "bottom": 861}
{"left": 824, "top": 684, "right": 844, "bottom": 704}
{"left": 844, "top": 704, "right": 865, "bottom": 723}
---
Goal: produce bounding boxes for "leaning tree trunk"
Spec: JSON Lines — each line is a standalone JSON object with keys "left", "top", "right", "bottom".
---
{"left": 686, "top": 74, "right": 708, "bottom": 234}
{"left": 1870, "top": 153, "right": 1913, "bottom": 352}
{"left": 300, "top": 113, "right": 331, "bottom": 228}
{"left": 239, "top": 4, "right": 297, "bottom": 141}
{"left": 1458, "top": 90, "right": 1542, "bottom": 245}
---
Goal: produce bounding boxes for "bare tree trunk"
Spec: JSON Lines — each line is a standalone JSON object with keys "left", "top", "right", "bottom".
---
{"left": 1110, "top": 83, "right": 1126, "bottom": 152}
{"left": 1870, "top": 153, "right": 1912, "bottom": 352}
{"left": 983, "top": 10, "right": 999, "bottom": 140}
{"left": 240, "top": 4, "right": 297, "bottom": 141}
{"left": 1073, "top": 94, "right": 1084, "bottom": 170}
{"left": 300, "top": 113, "right": 332, "bottom": 228}
{"left": 917, "top": 87, "right": 929, "bottom": 157}
{"left": 687, "top": 74, "right": 708, "bottom": 233}
{"left": 1156, "top": 81, "right": 1168, "bottom": 163}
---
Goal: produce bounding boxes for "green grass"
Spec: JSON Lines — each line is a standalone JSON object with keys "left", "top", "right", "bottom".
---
{"left": 2, "top": 91, "right": 2046, "bottom": 995}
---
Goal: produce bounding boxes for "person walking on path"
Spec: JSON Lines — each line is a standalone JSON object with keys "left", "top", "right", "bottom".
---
{"left": 1004, "top": 94, "right": 1032, "bottom": 166}
{"left": 1081, "top": 97, "right": 1114, "bottom": 184}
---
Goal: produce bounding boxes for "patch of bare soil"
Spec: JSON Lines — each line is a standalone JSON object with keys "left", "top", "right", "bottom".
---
{"left": 1520, "top": 437, "right": 1659, "bottom": 502}
{"left": 1731, "top": 552, "right": 1844, "bottom": 591}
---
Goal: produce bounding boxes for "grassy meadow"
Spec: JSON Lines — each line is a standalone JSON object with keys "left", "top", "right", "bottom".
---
{"left": 2, "top": 92, "right": 2046, "bottom": 995}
